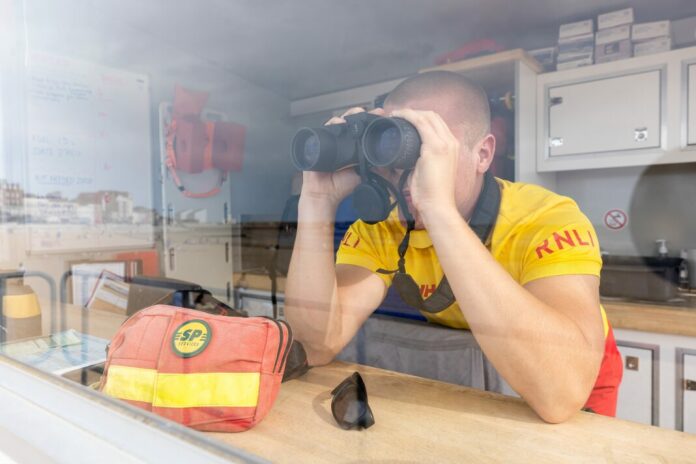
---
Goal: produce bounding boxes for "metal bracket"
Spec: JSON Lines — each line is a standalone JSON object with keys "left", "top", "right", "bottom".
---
{"left": 550, "top": 137, "right": 564, "bottom": 147}
{"left": 634, "top": 127, "right": 649, "bottom": 142}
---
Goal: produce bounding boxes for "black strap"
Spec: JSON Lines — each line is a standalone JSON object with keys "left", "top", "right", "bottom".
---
{"left": 379, "top": 171, "right": 501, "bottom": 314}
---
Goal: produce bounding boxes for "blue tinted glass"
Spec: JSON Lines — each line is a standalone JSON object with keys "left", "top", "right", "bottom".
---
{"left": 377, "top": 127, "right": 400, "bottom": 163}
{"left": 303, "top": 134, "right": 320, "bottom": 165}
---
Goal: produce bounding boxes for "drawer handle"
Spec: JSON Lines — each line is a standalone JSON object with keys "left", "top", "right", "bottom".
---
{"left": 634, "top": 127, "right": 648, "bottom": 142}
{"left": 686, "top": 379, "right": 696, "bottom": 391}
{"left": 550, "top": 137, "right": 564, "bottom": 147}
{"left": 550, "top": 96, "right": 564, "bottom": 106}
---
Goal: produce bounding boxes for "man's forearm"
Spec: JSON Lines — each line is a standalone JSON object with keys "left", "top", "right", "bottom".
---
{"left": 421, "top": 206, "right": 604, "bottom": 423}
{"left": 284, "top": 196, "right": 343, "bottom": 365}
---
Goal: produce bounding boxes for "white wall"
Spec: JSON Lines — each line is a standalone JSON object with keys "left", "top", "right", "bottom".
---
{"left": 555, "top": 164, "right": 696, "bottom": 257}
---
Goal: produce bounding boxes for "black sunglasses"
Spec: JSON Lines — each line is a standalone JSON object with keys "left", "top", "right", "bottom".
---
{"left": 330, "top": 372, "right": 375, "bottom": 430}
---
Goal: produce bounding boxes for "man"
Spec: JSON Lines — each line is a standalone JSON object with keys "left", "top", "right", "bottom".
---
{"left": 284, "top": 71, "right": 622, "bottom": 423}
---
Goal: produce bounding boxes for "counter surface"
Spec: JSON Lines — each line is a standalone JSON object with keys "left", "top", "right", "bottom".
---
{"left": 212, "top": 361, "right": 696, "bottom": 463}
{"left": 603, "top": 296, "right": 696, "bottom": 338}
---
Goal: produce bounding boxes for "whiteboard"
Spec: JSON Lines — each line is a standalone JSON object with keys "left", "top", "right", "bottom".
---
{"left": 24, "top": 51, "right": 154, "bottom": 252}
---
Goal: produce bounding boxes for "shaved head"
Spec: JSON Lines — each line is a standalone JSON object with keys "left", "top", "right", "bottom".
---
{"left": 385, "top": 71, "right": 491, "bottom": 147}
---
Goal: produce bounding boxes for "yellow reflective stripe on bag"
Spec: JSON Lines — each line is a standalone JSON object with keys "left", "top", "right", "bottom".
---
{"left": 103, "top": 365, "right": 260, "bottom": 408}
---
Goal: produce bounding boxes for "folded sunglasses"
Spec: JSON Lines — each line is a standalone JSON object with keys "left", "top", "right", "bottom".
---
{"left": 330, "top": 371, "right": 375, "bottom": 430}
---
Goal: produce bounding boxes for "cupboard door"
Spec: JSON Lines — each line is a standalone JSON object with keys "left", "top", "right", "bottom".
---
{"left": 683, "top": 353, "right": 696, "bottom": 433}
{"left": 687, "top": 64, "right": 696, "bottom": 146}
{"left": 548, "top": 70, "right": 662, "bottom": 157}
{"left": 165, "top": 227, "right": 233, "bottom": 303}
{"left": 616, "top": 343, "right": 658, "bottom": 426}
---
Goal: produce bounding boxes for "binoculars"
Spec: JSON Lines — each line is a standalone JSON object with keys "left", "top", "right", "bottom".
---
{"left": 291, "top": 113, "right": 421, "bottom": 172}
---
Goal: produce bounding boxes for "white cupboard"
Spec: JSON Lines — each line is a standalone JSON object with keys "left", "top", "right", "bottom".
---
{"left": 538, "top": 46, "right": 696, "bottom": 172}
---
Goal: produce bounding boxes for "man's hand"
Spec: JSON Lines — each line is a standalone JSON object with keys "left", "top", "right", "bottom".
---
{"left": 389, "top": 109, "right": 460, "bottom": 215}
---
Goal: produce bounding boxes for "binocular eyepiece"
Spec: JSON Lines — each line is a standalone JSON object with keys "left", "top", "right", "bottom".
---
{"left": 291, "top": 113, "right": 421, "bottom": 172}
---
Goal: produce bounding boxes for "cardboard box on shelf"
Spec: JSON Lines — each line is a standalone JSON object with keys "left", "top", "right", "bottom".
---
{"left": 597, "top": 8, "right": 634, "bottom": 30}
{"left": 671, "top": 16, "right": 696, "bottom": 48}
{"left": 595, "top": 24, "right": 631, "bottom": 45}
{"left": 557, "top": 33, "right": 594, "bottom": 65}
{"left": 556, "top": 55, "right": 594, "bottom": 71}
{"left": 559, "top": 19, "right": 594, "bottom": 40}
{"left": 527, "top": 46, "right": 557, "bottom": 72}
{"left": 595, "top": 40, "right": 633, "bottom": 63}
{"left": 634, "top": 37, "right": 672, "bottom": 57}
{"left": 632, "top": 21, "right": 671, "bottom": 42}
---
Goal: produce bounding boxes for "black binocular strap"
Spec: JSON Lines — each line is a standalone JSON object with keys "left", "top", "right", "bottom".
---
{"left": 376, "top": 171, "right": 501, "bottom": 314}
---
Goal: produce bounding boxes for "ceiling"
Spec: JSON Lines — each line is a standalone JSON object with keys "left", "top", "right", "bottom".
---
{"left": 20, "top": 0, "right": 696, "bottom": 101}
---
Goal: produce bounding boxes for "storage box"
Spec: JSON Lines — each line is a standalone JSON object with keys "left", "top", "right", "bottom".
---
{"left": 559, "top": 19, "right": 594, "bottom": 39}
{"left": 597, "top": 7, "right": 634, "bottom": 30}
{"left": 556, "top": 56, "right": 594, "bottom": 71}
{"left": 672, "top": 16, "right": 696, "bottom": 48}
{"left": 595, "top": 39, "right": 633, "bottom": 63}
{"left": 558, "top": 32, "right": 595, "bottom": 62}
{"left": 634, "top": 37, "right": 672, "bottom": 57}
{"left": 595, "top": 24, "right": 631, "bottom": 45}
{"left": 632, "top": 21, "right": 671, "bottom": 42}
{"left": 527, "top": 46, "right": 557, "bottom": 72}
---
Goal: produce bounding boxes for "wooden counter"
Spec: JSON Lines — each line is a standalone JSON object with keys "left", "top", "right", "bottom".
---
{"left": 213, "top": 361, "right": 696, "bottom": 463}
{"left": 603, "top": 298, "right": 696, "bottom": 338}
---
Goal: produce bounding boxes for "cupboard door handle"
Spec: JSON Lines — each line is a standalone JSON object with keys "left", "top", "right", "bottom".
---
{"left": 634, "top": 127, "right": 648, "bottom": 142}
{"left": 686, "top": 379, "right": 696, "bottom": 391}
{"left": 549, "top": 137, "right": 564, "bottom": 147}
{"left": 626, "top": 356, "right": 639, "bottom": 371}
{"left": 167, "top": 203, "right": 174, "bottom": 226}
{"left": 550, "top": 96, "right": 563, "bottom": 106}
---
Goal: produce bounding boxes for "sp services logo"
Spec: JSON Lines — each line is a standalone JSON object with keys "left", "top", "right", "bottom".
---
{"left": 172, "top": 320, "right": 211, "bottom": 358}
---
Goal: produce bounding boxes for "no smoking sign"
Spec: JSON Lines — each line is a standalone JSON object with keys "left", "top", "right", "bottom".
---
{"left": 604, "top": 209, "right": 628, "bottom": 230}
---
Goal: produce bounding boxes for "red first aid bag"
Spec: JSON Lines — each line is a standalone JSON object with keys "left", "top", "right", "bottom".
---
{"left": 100, "top": 305, "right": 292, "bottom": 432}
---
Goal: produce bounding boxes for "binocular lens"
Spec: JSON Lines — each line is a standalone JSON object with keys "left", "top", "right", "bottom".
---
{"left": 292, "top": 128, "right": 327, "bottom": 171}
{"left": 302, "top": 134, "right": 320, "bottom": 165}
{"left": 374, "top": 127, "right": 401, "bottom": 165}
{"left": 362, "top": 117, "right": 420, "bottom": 169}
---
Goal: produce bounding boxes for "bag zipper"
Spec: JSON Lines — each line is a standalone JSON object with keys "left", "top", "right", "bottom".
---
{"left": 261, "top": 316, "right": 284, "bottom": 373}
{"left": 277, "top": 319, "right": 293, "bottom": 373}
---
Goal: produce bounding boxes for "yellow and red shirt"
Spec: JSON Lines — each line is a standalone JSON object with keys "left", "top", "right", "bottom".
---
{"left": 336, "top": 178, "right": 623, "bottom": 416}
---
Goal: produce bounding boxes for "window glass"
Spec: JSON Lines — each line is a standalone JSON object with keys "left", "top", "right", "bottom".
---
{"left": 2, "top": 0, "right": 696, "bottom": 461}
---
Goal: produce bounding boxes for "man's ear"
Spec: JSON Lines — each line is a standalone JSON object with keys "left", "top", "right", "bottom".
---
{"left": 475, "top": 134, "right": 496, "bottom": 174}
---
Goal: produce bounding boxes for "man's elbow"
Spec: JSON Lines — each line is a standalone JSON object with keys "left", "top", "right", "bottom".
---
{"left": 531, "top": 387, "right": 589, "bottom": 424}
{"left": 304, "top": 342, "right": 342, "bottom": 367}
{"left": 534, "top": 400, "right": 582, "bottom": 424}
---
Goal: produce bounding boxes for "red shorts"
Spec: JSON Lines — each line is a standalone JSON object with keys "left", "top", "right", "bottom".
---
{"left": 584, "top": 326, "right": 623, "bottom": 416}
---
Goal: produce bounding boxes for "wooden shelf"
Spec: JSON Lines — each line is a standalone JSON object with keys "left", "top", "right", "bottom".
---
{"left": 419, "top": 49, "right": 542, "bottom": 92}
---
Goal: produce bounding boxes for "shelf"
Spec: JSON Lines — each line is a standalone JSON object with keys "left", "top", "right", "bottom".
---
{"left": 420, "top": 49, "right": 542, "bottom": 92}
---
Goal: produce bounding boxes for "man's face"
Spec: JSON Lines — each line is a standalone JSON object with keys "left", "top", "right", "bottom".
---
{"left": 379, "top": 99, "right": 484, "bottom": 229}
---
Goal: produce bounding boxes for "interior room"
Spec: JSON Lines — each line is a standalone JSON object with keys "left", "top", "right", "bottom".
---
{"left": 1, "top": 0, "right": 696, "bottom": 461}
